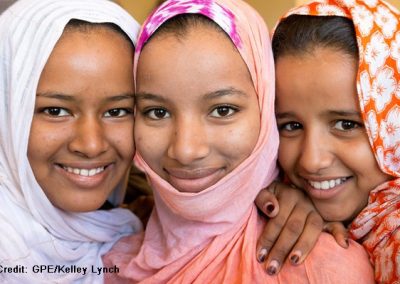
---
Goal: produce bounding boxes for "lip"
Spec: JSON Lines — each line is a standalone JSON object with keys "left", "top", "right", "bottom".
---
{"left": 165, "top": 167, "right": 224, "bottom": 193}
{"left": 54, "top": 162, "right": 114, "bottom": 189}
{"left": 302, "top": 176, "right": 352, "bottom": 200}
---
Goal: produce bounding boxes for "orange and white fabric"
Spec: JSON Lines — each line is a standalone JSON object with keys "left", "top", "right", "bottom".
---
{"left": 283, "top": 0, "right": 400, "bottom": 282}
{"left": 104, "top": 0, "right": 374, "bottom": 283}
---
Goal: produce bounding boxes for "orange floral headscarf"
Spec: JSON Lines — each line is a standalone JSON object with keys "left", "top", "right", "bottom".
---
{"left": 282, "top": 0, "right": 400, "bottom": 282}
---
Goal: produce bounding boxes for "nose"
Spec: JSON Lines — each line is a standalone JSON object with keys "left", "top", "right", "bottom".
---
{"left": 167, "top": 115, "right": 210, "bottom": 165}
{"left": 68, "top": 116, "right": 109, "bottom": 158}
{"left": 297, "top": 129, "right": 333, "bottom": 174}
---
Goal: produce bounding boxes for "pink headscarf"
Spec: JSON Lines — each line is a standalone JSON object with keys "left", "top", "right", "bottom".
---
{"left": 104, "top": 0, "right": 374, "bottom": 282}
{"left": 280, "top": 0, "right": 400, "bottom": 282}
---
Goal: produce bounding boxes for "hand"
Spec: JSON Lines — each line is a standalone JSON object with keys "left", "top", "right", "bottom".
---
{"left": 255, "top": 182, "right": 337, "bottom": 275}
{"left": 323, "top": 221, "right": 349, "bottom": 248}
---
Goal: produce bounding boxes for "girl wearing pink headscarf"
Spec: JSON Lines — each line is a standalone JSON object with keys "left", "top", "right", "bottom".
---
{"left": 270, "top": 0, "right": 400, "bottom": 282}
{"left": 104, "top": 0, "right": 374, "bottom": 282}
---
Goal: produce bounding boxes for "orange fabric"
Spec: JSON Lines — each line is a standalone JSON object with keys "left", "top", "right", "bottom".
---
{"left": 282, "top": 1, "right": 400, "bottom": 283}
{"left": 104, "top": 0, "right": 375, "bottom": 282}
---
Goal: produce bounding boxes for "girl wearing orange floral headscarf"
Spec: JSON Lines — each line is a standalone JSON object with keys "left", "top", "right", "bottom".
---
{"left": 272, "top": 0, "right": 400, "bottom": 282}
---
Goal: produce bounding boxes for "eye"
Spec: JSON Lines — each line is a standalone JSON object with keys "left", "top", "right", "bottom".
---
{"left": 43, "top": 107, "right": 70, "bottom": 117}
{"left": 104, "top": 108, "right": 132, "bottom": 117}
{"left": 278, "top": 122, "right": 302, "bottom": 132}
{"left": 334, "top": 120, "right": 361, "bottom": 131}
{"left": 210, "top": 105, "right": 238, "bottom": 118}
{"left": 145, "top": 108, "right": 170, "bottom": 120}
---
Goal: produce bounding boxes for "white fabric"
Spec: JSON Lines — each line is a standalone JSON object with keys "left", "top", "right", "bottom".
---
{"left": 0, "top": 0, "right": 141, "bottom": 283}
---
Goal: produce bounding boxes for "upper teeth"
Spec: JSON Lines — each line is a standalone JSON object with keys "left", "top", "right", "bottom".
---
{"left": 63, "top": 166, "right": 105, "bottom": 177}
{"left": 308, "top": 178, "right": 347, "bottom": 190}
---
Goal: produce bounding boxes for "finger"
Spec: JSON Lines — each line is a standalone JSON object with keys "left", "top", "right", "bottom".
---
{"left": 256, "top": 212, "right": 288, "bottom": 263}
{"left": 287, "top": 211, "right": 324, "bottom": 265}
{"left": 256, "top": 184, "right": 302, "bottom": 264}
{"left": 264, "top": 204, "right": 310, "bottom": 275}
{"left": 256, "top": 188, "right": 301, "bottom": 264}
{"left": 324, "top": 222, "right": 349, "bottom": 248}
{"left": 255, "top": 187, "right": 279, "bottom": 218}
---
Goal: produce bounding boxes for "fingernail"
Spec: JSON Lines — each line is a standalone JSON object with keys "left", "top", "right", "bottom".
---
{"left": 265, "top": 202, "right": 275, "bottom": 214}
{"left": 290, "top": 251, "right": 301, "bottom": 265}
{"left": 257, "top": 248, "right": 268, "bottom": 262}
{"left": 267, "top": 260, "right": 279, "bottom": 275}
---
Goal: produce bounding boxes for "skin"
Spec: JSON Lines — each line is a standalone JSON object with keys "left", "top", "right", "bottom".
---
{"left": 135, "top": 24, "right": 260, "bottom": 193}
{"left": 275, "top": 47, "right": 391, "bottom": 223}
{"left": 28, "top": 27, "right": 135, "bottom": 212}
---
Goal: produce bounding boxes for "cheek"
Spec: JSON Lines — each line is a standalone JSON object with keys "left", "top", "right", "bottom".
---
{"left": 278, "top": 139, "right": 296, "bottom": 173}
{"left": 27, "top": 121, "right": 69, "bottom": 164}
{"left": 107, "top": 123, "right": 135, "bottom": 159}
{"left": 217, "top": 117, "right": 260, "bottom": 162}
{"left": 347, "top": 141, "right": 388, "bottom": 185}
{"left": 134, "top": 123, "right": 168, "bottom": 167}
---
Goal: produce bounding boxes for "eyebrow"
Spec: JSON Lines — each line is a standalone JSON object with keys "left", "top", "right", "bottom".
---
{"left": 203, "top": 87, "right": 248, "bottom": 100}
{"left": 135, "top": 92, "right": 166, "bottom": 103}
{"left": 275, "top": 111, "right": 295, "bottom": 120}
{"left": 36, "top": 92, "right": 75, "bottom": 101}
{"left": 36, "top": 92, "right": 135, "bottom": 102}
{"left": 276, "top": 110, "right": 361, "bottom": 119}
{"left": 135, "top": 87, "right": 248, "bottom": 103}
{"left": 106, "top": 93, "right": 135, "bottom": 102}
{"left": 328, "top": 110, "right": 361, "bottom": 117}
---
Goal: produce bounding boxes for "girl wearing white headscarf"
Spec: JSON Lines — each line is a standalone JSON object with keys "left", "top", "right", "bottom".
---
{"left": 0, "top": 0, "right": 141, "bottom": 282}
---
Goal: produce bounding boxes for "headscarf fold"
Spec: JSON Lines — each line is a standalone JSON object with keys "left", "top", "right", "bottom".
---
{"left": 0, "top": 0, "right": 141, "bottom": 282}
{"left": 104, "top": 0, "right": 374, "bottom": 283}
{"left": 281, "top": 0, "right": 400, "bottom": 282}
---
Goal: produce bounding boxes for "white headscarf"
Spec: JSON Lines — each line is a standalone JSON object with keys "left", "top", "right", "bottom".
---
{"left": 0, "top": 0, "right": 141, "bottom": 283}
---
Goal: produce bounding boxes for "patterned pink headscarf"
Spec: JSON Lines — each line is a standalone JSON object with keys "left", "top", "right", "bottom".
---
{"left": 281, "top": 0, "right": 400, "bottom": 282}
{"left": 104, "top": 0, "right": 375, "bottom": 282}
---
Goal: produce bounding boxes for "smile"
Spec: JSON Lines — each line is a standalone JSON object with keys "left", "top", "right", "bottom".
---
{"left": 55, "top": 163, "right": 113, "bottom": 189}
{"left": 165, "top": 167, "right": 223, "bottom": 193}
{"left": 307, "top": 177, "right": 349, "bottom": 190}
{"left": 62, "top": 166, "right": 106, "bottom": 177}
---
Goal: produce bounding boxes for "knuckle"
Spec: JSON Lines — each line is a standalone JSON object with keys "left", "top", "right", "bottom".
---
{"left": 307, "top": 212, "right": 324, "bottom": 229}
{"left": 272, "top": 246, "right": 290, "bottom": 259}
{"left": 258, "top": 230, "right": 277, "bottom": 247}
{"left": 269, "top": 217, "right": 287, "bottom": 230}
{"left": 285, "top": 219, "right": 304, "bottom": 235}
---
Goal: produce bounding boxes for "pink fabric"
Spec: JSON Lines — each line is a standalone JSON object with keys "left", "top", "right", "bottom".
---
{"left": 104, "top": 0, "right": 375, "bottom": 282}
{"left": 281, "top": 0, "right": 400, "bottom": 282}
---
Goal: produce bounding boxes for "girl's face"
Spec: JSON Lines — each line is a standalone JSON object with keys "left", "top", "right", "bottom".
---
{"left": 28, "top": 27, "right": 135, "bottom": 212}
{"left": 276, "top": 47, "right": 391, "bottom": 222}
{"left": 135, "top": 25, "right": 260, "bottom": 193}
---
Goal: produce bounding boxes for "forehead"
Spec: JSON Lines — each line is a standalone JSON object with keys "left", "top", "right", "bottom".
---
{"left": 137, "top": 25, "right": 249, "bottom": 89}
{"left": 135, "top": 23, "right": 257, "bottom": 108}
{"left": 276, "top": 48, "right": 358, "bottom": 110}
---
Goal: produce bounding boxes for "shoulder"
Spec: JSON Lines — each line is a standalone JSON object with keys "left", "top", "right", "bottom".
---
{"left": 304, "top": 233, "right": 374, "bottom": 283}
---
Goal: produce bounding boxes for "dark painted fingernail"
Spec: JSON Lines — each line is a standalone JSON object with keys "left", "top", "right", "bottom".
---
{"left": 266, "top": 202, "right": 275, "bottom": 214}
{"left": 257, "top": 248, "right": 268, "bottom": 262}
{"left": 267, "top": 260, "right": 279, "bottom": 275}
{"left": 290, "top": 250, "right": 301, "bottom": 265}
{"left": 290, "top": 254, "right": 299, "bottom": 265}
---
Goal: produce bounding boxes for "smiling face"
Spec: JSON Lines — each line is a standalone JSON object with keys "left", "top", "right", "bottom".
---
{"left": 276, "top": 47, "right": 391, "bottom": 222}
{"left": 28, "top": 26, "right": 135, "bottom": 212}
{"left": 135, "top": 24, "right": 260, "bottom": 193}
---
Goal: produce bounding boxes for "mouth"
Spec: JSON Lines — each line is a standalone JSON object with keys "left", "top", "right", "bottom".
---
{"left": 164, "top": 167, "right": 224, "bottom": 193}
{"left": 303, "top": 176, "right": 352, "bottom": 200}
{"left": 60, "top": 165, "right": 107, "bottom": 177}
{"left": 307, "top": 177, "right": 350, "bottom": 190}
{"left": 54, "top": 163, "right": 113, "bottom": 189}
